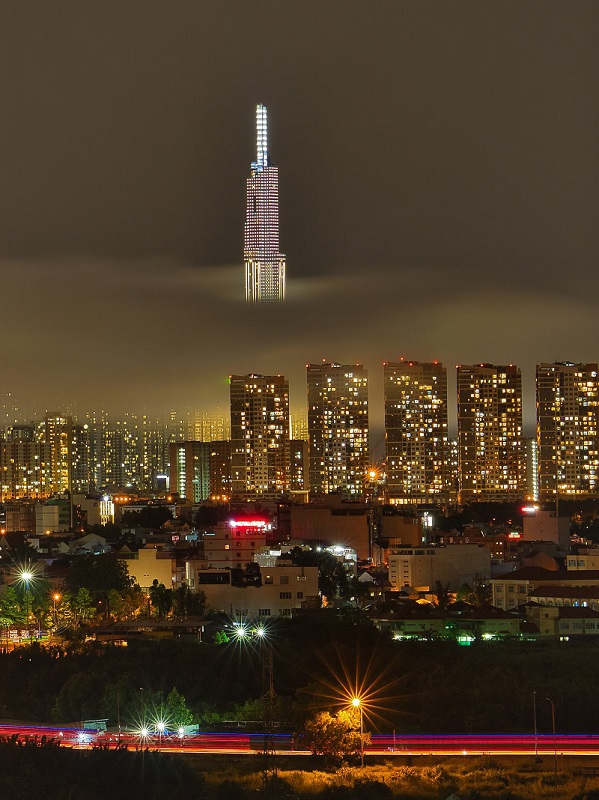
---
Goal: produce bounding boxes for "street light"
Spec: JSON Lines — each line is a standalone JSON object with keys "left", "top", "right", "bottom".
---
{"left": 233, "top": 623, "right": 249, "bottom": 641}
{"left": 21, "top": 570, "right": 33, "bottom": 639}
{"left": 52, "top": 593, "right": 61, "bottom": 628}
{"left": 351, "top": 697, "right": 365, "bottom": 768}
{"left": 533, "top": 691, "right": 539, "bottom": 762}
{"left": 156, "top": 720, "right": 165, "bottom": 750}
{"left": 545, "top": 697, "right": 558, "bottom": 782}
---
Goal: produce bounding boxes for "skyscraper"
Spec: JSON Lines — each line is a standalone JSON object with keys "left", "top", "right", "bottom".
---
{"left": 537, "top": 362, "right": 599, "bottom": 500}
{"left": 229, "top": 374, "right": 290, "bottom": 498}
{"left": 307, "top": 362, "right": 369, "bottom": 499}
{"left": 384, "top": 360, "right": 448, "bottom": 505}
{"left": 169, "top": 441, "right": 211, "bottom": 503}
{"left": 244, "top": 104, "right": 286, "bottom": 303}
{"left": 42, "top": 413, "right": 73, "bottom": 494}
{"left": 457, "top": 364, "right": 524, "bottom": 502}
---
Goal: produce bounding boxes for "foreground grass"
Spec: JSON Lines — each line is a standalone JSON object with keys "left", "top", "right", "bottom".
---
{"left": 3, "top": 741, "right": 599, "bottom": 799}
{"left": 194, "top": 755, "right": 599, "bottom": 799}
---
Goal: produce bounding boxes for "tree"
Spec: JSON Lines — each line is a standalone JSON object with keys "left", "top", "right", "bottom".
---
{"left": 231, "top": 562, "right": 261, "bottom": 588}
{"left": 290, "top": 547, "right": 349, "bottom": 601}
{"left": 461, "top": 575, "right": 492, "bottom": 607}
{"left": 105, "top": 586, "right": 145, "bottom": 620}
{"left": 121, "top": 506, "right": 173, "bottom": 529}
{"left": 66, "top": 553, "right": 133, "bottom": 596}
{"left": 52, "top": 670, "right": 108, "bottom": 722}
{"left": 149, "top": 580, "right": 172, "bottom": 617}
{"left": 0, "top": 586, "right": 25, "bottom": 626}
{"left": 70, "top": 587, "right": 95, "bottom": 625}
{"left": 435, "top": 581, "right": 452, "bottom": 611}
{"left": 302, "top": 708, "right": 369, "bottom": 762}
{"left": 194, "top": 504, "right": 230, "bottom": 528}
{"left": 166, "top": 687, "right": 193, "bottom": 728}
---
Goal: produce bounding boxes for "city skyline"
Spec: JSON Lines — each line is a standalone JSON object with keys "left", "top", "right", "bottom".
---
{"left": 0, "top": 2, "right": 596, "bottom": 434}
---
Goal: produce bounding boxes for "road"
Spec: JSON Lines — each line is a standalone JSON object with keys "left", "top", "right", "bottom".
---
{"left": 2, "top": 724, "right": 599, "bottom": 757}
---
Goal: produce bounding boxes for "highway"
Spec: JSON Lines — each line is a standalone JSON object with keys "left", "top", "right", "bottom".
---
{"left": 2, "top": 724, "right": 599, "bottom": 757}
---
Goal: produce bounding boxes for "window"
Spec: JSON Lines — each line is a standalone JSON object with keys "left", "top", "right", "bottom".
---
{"left": 280, "top": 609, "right": 292, "bottom": 617}
{"left": 280, "top": 575, "right": 289, "bottom": 585}
{"left": 279, "top": 592, "right": 292, "bottom": 599}
{"left": 572, "top": 622, "right": 582, "bottom": 630}
{"left": 264, "top": 575, "right": 273, "bottom": 585}
{"left": 224, "top": 544, "right": 230, "bottom": 550}
{"left": 258, "top": 609, "right": 271, "bottom": 617}
{"left": 297, "top": 592, "right": 304, "bottom": 600}
{"left": 296, "top": 575, "right": 307, "bottom": 582}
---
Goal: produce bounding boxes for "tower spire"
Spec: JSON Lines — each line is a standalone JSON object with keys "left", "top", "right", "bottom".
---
{"left": 256, "top": 104, "right": 268, "bottom": 169}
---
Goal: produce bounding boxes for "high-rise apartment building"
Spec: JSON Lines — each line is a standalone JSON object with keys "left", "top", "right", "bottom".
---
{"left": 189, "top": 411, "right": 230, "bottom": 443}
{"left": 0, "top": 425, "right": 43, "bottom": 500}
{"left": 71, "top": 424, "right": 91, "bottom": 494}
{"left": 457, "top": 364, "right": 524, "bottom": 502}
{"left": 289, "top": 439, "right": 309, "bottom": 493}
{"left": 42, "top": 413, "right": 73, "bottom": 494}
{"left": 244, "top": 105, "right": 286, "bottom": 303}
{"left": 103, "top": 414, "right": 141, "bottom": 488}
{"left": 209, "top": 440, "right": 232, "bottom": 500}
{"left": 384, "top": 360, "right": 448, "bottom": 504}
{"left": 169, "top": 441, "right": 211, "bottom": 503}
{"left": 537, "top": 362, "right": 599, "bottom": 500}
{"left": 307, "top": 362, "right": 369, "bottom": 499}
{"left": 230, "top": 374, "right": 290, "bottom": 498}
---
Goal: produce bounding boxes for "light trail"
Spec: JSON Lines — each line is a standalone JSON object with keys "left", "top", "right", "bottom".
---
{"left": 2, "top": 724, "right": 599, "bottom": 757}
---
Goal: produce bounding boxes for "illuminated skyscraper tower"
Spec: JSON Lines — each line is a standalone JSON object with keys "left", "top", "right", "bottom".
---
{"left": 307, "top": 362, "right": 369, "bottom": 499}
{"left": 244, "top": 105, "right": 286, "bottom": 302}
{"left": 457, "top": 364, "right": 524, "bottom": 502}
{"left": 230, "top": 374, "right": 290, "bottom": 498}
{"left": 384, "top": 360, "right": 448, "bottom": 505}
{"left": 537, "top": 362, "right": 599, "bottom": 500}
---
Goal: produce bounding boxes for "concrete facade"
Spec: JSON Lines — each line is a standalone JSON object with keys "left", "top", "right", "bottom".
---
{"left": 388, "top": 543, "right": 491, "bottom": 591}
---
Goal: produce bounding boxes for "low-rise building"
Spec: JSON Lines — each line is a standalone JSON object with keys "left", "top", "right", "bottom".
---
{"left": 567, "top": 547, "right": 599, "bottom": 570}
{"left": 185, "top": 564, "right": 319, "bottom": 619}
{"left": 491, "top": 566, "right": 599, "bottom": 610}
{"left": 388, "top": 544, "right": 491, "bottom": 592}
{"left": 202, "top": 517, "right": 270, "bottom": 569}
{"left": 118, "top": 544, "right": 175, "bottom": 591}
{"left": 525, "top": 604, "right": 599, "bottom": 638}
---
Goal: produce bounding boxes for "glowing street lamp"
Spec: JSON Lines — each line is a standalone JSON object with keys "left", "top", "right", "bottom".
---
{"left": 20, "top": 570, "right": 33, "bottom": 638}
{"left": 233, "top": 623, "right": 249, "bottom": 641}
{"left": 351, "top": 697, "right": 365, "bottom": 768}
{"left": 52, "top": 593, "right": 61, "bottom": 628}
{"left": 156, "top": 720, "right": 165, "bottom": 749}
{"left": 546, "top": 697, "right": 558, "bottom": 782}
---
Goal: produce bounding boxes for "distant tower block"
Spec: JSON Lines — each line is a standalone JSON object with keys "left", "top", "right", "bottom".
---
{"left": 244, "top": 105, "right": 286, "bottom": 302}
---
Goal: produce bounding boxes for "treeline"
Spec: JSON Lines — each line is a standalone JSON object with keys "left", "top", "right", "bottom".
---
{"left": 2, "top": 612, "right": 599, "bottom": 735}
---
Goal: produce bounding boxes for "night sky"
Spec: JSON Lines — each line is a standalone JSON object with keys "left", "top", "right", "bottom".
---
{"left": 1, "top": 1, "right": 597, "bottom": 441}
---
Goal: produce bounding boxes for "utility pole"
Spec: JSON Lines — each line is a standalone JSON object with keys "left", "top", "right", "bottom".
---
{"left": 261, "top": 646, "right": 278, "bottom": 798}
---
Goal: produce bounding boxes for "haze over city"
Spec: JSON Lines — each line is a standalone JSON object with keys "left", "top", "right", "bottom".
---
{"left": 1, "top": 1, "right": 597, "bottom": 435}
